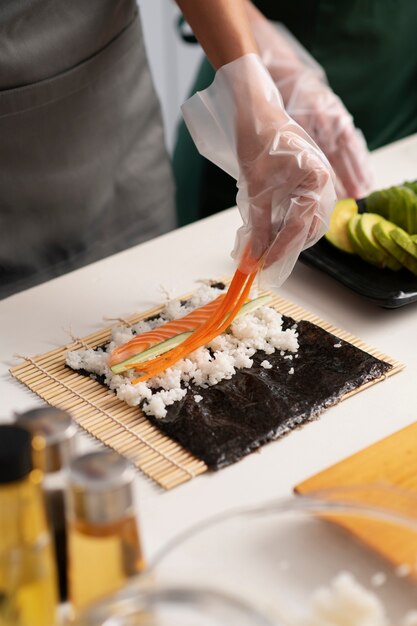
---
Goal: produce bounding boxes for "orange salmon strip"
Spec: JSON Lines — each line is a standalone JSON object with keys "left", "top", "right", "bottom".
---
{"left": 131, "top": 267, "right": 258, "bottom": 383}
{"left": 109, "top": 294, "right": 227, "bottom": 366}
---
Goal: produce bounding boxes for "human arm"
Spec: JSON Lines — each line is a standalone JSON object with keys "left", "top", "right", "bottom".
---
{"left": 175, "top": 0, "right": 258, "bottom": 69}
{"left": 243, "top": 0, "right": 373, "bottom": 198}
{"left": 175, "top": 1, "right": 337, "bottom": 286}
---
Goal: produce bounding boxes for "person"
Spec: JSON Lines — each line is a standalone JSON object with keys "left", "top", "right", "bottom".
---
{"left": 175, "top": 0, "right": 417, "bottom": 226}
{"left": 0, "top": 0, "right": 337, "bottom": 299}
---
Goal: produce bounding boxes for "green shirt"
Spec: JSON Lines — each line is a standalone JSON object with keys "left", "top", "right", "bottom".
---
{"left": 256, "top": 0, "right": 417, "bottom": 149}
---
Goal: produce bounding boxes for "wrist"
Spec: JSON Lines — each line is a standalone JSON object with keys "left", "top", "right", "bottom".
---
{"left": 250, "top": 19, "right": 326, "bottom": 87}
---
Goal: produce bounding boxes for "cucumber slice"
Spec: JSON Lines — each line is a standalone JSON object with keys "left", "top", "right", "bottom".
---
{"left": 374, "top": 220, "right": 417, "bottom": 276}
{"left": 111, "top": 331, "right": 193, "bottom": 374}
{"left": 111, "top": 294, "right": 272, "bottom": 374}
{"left": 325, "top": 198, "right": 358, "bottom": 253}
{"left": 357, "top": 214, "right": 401, "bottom": 270}
{"left": 233, "top": 294, "right": 272, "bottom": 319}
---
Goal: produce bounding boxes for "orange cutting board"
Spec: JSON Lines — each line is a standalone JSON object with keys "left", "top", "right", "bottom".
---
{"left": 295, "top": 422, "right": 417, "bottom": 571}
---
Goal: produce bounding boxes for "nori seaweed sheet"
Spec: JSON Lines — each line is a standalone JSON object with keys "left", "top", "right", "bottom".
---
{"left": 145, "top": 317, "right": 392, "bottom": 470}
{"left": 69, "top": 313, "right": 392, "bottom": 471}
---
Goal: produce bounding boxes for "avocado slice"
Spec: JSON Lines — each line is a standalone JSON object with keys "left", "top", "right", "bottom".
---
{"left": 402, "top": 186, "right": 417, "bottom": 234}
{"left": 347, "top": 214, "right": 386, "bottom": 268}
{"left": 389, "top": 186, "right": 413, "bottom": 233}
{"left": 325, "top": 198, "right": 357, "bottom": 253}
{"left": 348, "top": 214, "right": 363, "bottom": 252}
{"left": 365, "top": 185, "right": 417, "bottom": 234}
{"left": 390, "top": 227, "right": 417, "bottom": 270}
{"left": 399, "top": 186, "right": 417, "bottom": 234}
{"left": 404, "top": 180, "right": 417, "bottom": 195}
{"left": 373, "top": 220, "right": 417, "bottom": 276}
{"left": 111, "top": 294, "right": 272, "bottom": 374}
{"left": 404, "top": 181, "right": 417, "bottom": 232}
{"left": 365, "top": 188, "right": 391, "bottom": 220}
{"left": 356, "top": 213, "right": 401, "bottom": 270}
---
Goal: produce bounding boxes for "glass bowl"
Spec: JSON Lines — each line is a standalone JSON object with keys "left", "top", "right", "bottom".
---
{"left": 72, "top": 581, "right": 275, "bottom": 626}
{"left": 75, "top": 485, "right": 417, "bottom": 625}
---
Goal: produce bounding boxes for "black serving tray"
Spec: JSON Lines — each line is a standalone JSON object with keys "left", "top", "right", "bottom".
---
{"left": 300, "top": 196, "right": 417, "bottom": 308}
{"left": 300, "top": 238, "right": 417, "bottom": 308}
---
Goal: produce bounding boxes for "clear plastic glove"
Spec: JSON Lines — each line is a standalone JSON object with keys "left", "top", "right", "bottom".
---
{"left": 182, "top": 54, "right": 337, "bottom": 288}
{"left": 251, "top": 19, "right": 373, "bottom": 198}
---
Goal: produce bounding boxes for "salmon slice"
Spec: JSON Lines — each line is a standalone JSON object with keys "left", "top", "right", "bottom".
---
{"left": 109, "top": 294, "right": 226, "bottom": 366}
{"left": 131, "top": 268, "right": 257, "bottom": 383}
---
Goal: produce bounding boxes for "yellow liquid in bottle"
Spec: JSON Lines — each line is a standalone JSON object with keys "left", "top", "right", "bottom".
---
{"left": 0, "top": 471, "right": 58, "bottom": 626}
{"left": 0, "top": 539, "right": 57, "bottom": 626}
{"left": 69, "top": 514, "right": 145, "bottom": 611}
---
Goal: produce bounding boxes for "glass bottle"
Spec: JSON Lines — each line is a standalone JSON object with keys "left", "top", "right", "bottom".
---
{"left": 0, "top": 425, "right": 58, "bottom": 626}
{"left": 67, "top": 449, "right": 145, "bottom": 612}
{"left": 15, "top": 407, "right": 77, "bottom": 601}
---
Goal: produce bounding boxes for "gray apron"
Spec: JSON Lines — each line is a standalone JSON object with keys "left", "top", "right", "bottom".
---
{"left": 0, "top": 0, "right": 176, "bottom": 299}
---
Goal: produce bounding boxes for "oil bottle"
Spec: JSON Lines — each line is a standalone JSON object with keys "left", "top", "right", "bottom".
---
{"left": 0, "top": 425, "right": 58, "bottom": 626}
{"left": 67, "top": 449, "right": 145, "bottom": 612}
{"left": 15, "top": 406, "right": 77, "bottom": 601}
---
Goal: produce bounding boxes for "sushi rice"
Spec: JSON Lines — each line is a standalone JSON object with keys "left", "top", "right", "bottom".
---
{"left": 66, "top": 284, "right": 299, "bottom": 419}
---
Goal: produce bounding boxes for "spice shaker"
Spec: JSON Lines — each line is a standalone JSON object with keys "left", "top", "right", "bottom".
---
{"left": 15, "top": 406, "right": 77, "bottom": 600}
{"left": 0, "top": 425, "right": 58, "bottom": 626}
{"left": 67, "top": 449, "right": 145, "bottom": 611}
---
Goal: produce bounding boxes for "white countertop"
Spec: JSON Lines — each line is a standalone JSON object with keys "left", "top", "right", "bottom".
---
{"left": 2, "top": 134, "right": 417, "bottom": 561}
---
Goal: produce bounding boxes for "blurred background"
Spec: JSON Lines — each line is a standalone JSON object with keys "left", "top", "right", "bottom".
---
{"left": 138, "top": 0, "right": 201, "bottom": 153}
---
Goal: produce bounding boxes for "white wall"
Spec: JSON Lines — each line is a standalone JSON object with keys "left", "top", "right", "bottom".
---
{"left": 137, "top": 0, "right": 203, "bottom": 153}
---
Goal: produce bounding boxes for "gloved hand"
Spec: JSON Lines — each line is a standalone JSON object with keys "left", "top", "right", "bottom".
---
{"left": 182, "top": 54, "right": 337, "bottom": 288}
{"left": 250, "top": 17, "right": 373, "bottom": 199}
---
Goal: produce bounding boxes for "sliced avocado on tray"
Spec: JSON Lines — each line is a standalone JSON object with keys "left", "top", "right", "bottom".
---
{"left": 325, "top": 184, "right": 417, "bottom": 277}
{"left": 301, "top": 185, "right": 417, "bottom": 305}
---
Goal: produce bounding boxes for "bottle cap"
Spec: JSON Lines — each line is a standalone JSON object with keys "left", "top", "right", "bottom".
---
{"left": 68, "top": 450, "right": 135, "bottom": 525}
{"left": 15, "top": 407, "right": 77, "bottom": 473}
{"left": 0, "top": 425, "right": 33, "bottom": 483}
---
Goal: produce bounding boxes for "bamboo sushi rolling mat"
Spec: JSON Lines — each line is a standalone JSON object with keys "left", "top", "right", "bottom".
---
{"left": 10, "top": 287, "right": 404, "bottom": 490}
